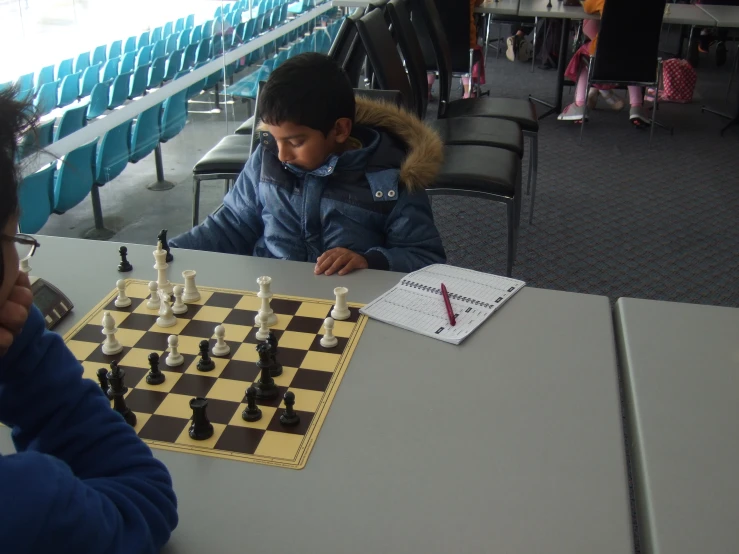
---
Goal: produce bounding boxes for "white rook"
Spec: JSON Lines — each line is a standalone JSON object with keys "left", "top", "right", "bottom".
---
{"left": 254, "top": 276, "right": 277, "bottom": 327}
{"left": 331, "top": 287, "right": 350, "bottom": 321}
{"left": 182, "top": 270, "right": 201, "bottom": 303}
{"left": 153, "top": 241, "right": 173, "bottom": 295}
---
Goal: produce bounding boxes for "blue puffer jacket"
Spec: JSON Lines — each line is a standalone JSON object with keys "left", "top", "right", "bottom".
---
{"left": 170, "top": 98, "right": 446, "bottom": 273}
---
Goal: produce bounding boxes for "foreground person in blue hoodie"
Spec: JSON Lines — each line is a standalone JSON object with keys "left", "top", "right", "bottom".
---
{"left": 0, "top": 89, "right": 178, "bottom": 553}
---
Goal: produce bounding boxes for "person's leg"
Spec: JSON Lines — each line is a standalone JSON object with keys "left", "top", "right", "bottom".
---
{"left": 716, "top": 28, "right": 728, "bottom": 66}
{"left": 558, "top": 65, "right": 588, "bottom": 120}
{"left": 427, "top": 72, "right": 436, "bottom": 100}
{"left": 628, "top": 86, "right": 649, "bottom": 127}
{"left": 582, "top": 19, "right": 599, "bottom": 41}
{"left": 462, "top": 76, "right": 471, "bottom": 98}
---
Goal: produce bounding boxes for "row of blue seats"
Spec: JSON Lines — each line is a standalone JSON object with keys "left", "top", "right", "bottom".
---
{"left": 18, "top": 90, "right": 189, "bottom": 235}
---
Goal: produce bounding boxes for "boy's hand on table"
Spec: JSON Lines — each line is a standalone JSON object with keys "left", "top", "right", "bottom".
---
{"left": 0, "top": 272, "right": 33, "bottom": 356}
{"left": 314, "top": 248, "right": 368, "bottom": 276}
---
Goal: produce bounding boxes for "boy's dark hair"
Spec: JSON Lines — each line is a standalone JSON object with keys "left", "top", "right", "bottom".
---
{"left": 258, "top": 53, "right": 355, "bottom": 136}
{"left": 0, "top": 87, "right": 33, "bottom": 232}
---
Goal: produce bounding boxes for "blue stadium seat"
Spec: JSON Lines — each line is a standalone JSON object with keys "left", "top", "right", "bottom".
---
{"left": 196, "top": 38, "right": 212, "bottom": 63}
{"left": 244, "top": 18, "right": 256, "bottom": 41}
{"left": 103, "top": 57, "right": 120, "bottom": 83}
{"left": 214, "top": 5, "right": 223, "bottom": 18}
{"left": 18, "top": 164, "right": 55, "bottom": 234}
{"left": 165, "top": 33, "right": 178, "bottom": 55}
{"left": 93, "top": 44, "right": 107, "bottom": 65}
{"left": 87, "top": 81, "right": 110, "bottom": 119}
{"left": 212, "top": 34, "right": 224, "bottom": 57}
{"left": 160, "top": 89, "right": 188, "bottom": 142}
{"left": 203, "top": 20, "right": 214, "bottom": 39}
{"left": 164, "top": 49, "right": 184, "bottom": 81}
{"left": 186, "top": 61, "right": 208, "bottom": 99}
{"left": 75, "top": 51, "right": 90, "bottom": 73}
{"left": 151, "top": 26, "right": 163, "bottom": 43}
{"left": 137, "top": 31, "right": 150, "bottom": 50}
{"left": 108, "top": 72, "right": 132, "bottom": 109}
{"left": 148, "top": 56, "right": 167, "bottom": 89}
{"left": 173, "top": 69, "right": 190, "bottom": 81}
{"left": 52, "top": 140, "right": 96, "bottom": 214}
{"left": 95, "top": 120, "right": 131, "bottom": 186}
{"left": 234, "top": 21, "right": 246, "bottom": 42}
{"left": 224, "top": 3, "right": 232, "bottom": 14}
{"left": 164, "top": 21, "right": 173, "bottom": 38}
{"left": 192, "top": 24, "right": 203, "bottom": 43}
{"left": 121, "top": 51, "right": 136, "bottom": 74}
{"left": 186, "top": 14, "right": 195, "bottom": 29}
{"left": 152, "top": 39, "right": 167, "bottom": 60}
{"left": 80, "top": 63, "right": 101, "bottom": 97}
{"left": 204, "top": 67, "right": 223, "bottom": 91}
{"left": 175, "top": 17, "right": 185, "bottom": 33}
{"left": 58, "top": 72, "right": 82, "bottom": 107}
{"left": 136, "top": 45, "right": 154, "bottom": 67}
{"left": 57, "top": 58, "right": 74, "bottom": 81}
{"left": 16, "top": 72, "right": 34, "bottom": 94}
{"left": 17, "top": 120, "right": 54, "bottom": 159}
{"left": 130, "top": 103, "right": 161, "bottom": 162}
{"left": 54, "top": 102, "right": 88, "bottom": 141}
{"left": 229, "top": 63, "right": 270, "bottom": 99}
{"left": 109, "top": 40, "right": 122, "bottom": 60}
{"left": 129, "top": 63, "right": 150, "bottom": 98}
{"left": 273, "top": 49, "right": 289, "bottom": 69}
{"left": 316, "top": 30, "right": 331, "bottom": 53}
{"left": 36, "top": 65, "right": 55, "bottom": 94}
{"left": 124, "top": 36, "right": 137, "bottom": 54}
{"left": 177, "top": 28, "right": 192, "bottom": 50}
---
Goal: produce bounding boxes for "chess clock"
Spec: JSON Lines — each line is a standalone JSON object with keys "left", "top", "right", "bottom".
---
{"left": 29, "top": 276, "right": 74, "bottom": 330}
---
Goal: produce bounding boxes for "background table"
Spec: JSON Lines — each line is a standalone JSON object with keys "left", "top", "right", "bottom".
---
{"left": 614, "top": 298, "right": 739, "bottom": 554}
{"left": 663, "top": 3, "right": 717, "bottom": 26}
{"left": 696, "top": 3, "right": 739, "bottom": 27}
{"left": 478, "top": 0, "right": 521, "bottom": 17}
{"left": 1, "top": 237, "right": 634, "bottom": 553}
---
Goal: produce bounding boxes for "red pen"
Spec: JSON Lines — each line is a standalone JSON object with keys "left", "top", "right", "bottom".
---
{"left": 441, "top": 283, "right": 456, "bottom": 326}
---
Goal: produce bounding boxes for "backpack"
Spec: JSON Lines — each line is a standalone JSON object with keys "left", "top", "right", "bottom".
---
{"left": 645, "top": 58, "right": 697, "bottom": 104}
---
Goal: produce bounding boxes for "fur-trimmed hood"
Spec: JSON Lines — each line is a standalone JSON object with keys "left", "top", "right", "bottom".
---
{"left": 354, "top": 97, "right": 443, "bottom": 192}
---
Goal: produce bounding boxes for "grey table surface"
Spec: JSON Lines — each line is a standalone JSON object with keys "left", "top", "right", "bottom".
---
{"left": 663, "top": 4, "right": 717, "bottom": 27}
{"left": 477, "top": 0, "right": 520, "bottom": 17}
{"left": 517, "top": 0, "right": 598, "bottom": 20}
{"left": 695, "top": 3, "right": 739, "bottom": 27}
{"left": 0, "top": 237, "right": 634, "bottom": 554}
{"left": 614, "top": 298, "right": 739, "bottom": 554}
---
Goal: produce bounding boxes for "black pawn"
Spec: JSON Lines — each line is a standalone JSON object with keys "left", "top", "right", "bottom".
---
{"left": 107, "top": 361, "right": 136, "bottom": 427}
{"left": 146, "top": 352, "right": 166, "bottom": 385}
{"left": 97, "top": 367, "right": 110, "bottom": 399}
{"left": 279, "top": 391, "right": 300, "bottom": 426}
{"left": 189, "top": 397, "right": 214, "bottom": 440}
{"left": 196, "top": 339, "right": 216, "bottom": 372}
{"left": 266, "top": 331, "right": 282, "bottom": 377}
{"left": 548, "top": 0, "right": 553, "bottom": 6}
{"left": 255, "top": 342, "right": 277, "bottom": 399}
{"left": 117, "top": 246, "right": 133, "bottom": 272}
{"left": 158, "top": 229, "right": 173, "bottom": 263}
{"left": 242, "top": 386, "right": 262, "bottom": 422}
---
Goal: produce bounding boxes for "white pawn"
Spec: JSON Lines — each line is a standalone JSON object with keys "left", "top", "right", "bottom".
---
{"left": 320, "top": 317, "right": 338, "bottom": 348}
{"left": 146, "top": 281, "right": 160, "bottom": 310}
{"left": 101, "top": 311, "right": 123, "bottom": 355}
{"left": 114, "top": 280, "right": 132, "bottom": 308}
{"left": 166, "top": 335, "right": 184, "bottom": 367}
{"left": 255, "top": 312, "right": 270, "bottom": 341}
{"left": 156, "top": 290, "right": 177, "bottom": 328}
{"left": 171, "top": 285, "right": 188, "bottom": 315}
{"left": 212, "top": 325, "right": 230, "bottom": 356}
{"left": 331, "top": 286, "right": 350, "bottom": 320}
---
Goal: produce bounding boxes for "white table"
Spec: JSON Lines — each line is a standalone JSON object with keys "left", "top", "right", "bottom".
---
{"left": 517, "top": 0, "right": 598, "bottom": 20}
{"left": 696, "top": 3, "right": 739, "bottom": 27}
{"left": 0, "top": 237, "right": 635, "bottom": 554}
{"left": 614, "top": 298, "right": 739, "bottom": 554}
{"left": 478, "top": 0, "right": 521, "bottom": 17}
{"left": 663, "top": 3, "right": 717, "bottom": 26}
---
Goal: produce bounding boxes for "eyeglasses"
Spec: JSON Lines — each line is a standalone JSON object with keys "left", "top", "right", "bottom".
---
{"left": 1, "top": 233, "right": 40, "bottom": 261}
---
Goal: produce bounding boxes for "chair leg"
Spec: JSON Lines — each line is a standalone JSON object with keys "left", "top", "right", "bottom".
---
{"left": 148, "top": 144, "right": 175, "bottom": 190}
{"left": 580, "top": 56, "right": 595, "bottom": 145}
{"left": 531, "top": 17, "right": 538, "bottom": 73}
{"left": 506, "top": 200, "right": 515, "bottom": 277}
{"left": 192, "top": 176, "right": 201, "bottom": 227}
{"left": 650, "top": 59, "right": 662, "bottom": 145}
{"left": 528, "top": 133, "right": 538, "bottom": 224}
{"left": 727, "top": 44, "right": 739, "bottom": 100}
{"left": 85, "top": 185, "right": 115, "bottom": 240}
{"left": 484, "top": 14, "right": 491, "bottom": 68}
{"left": 496, "top": 24, "right": 501, "bottom": 60}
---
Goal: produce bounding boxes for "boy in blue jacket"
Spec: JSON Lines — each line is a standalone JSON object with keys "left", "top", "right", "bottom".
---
{"left": 0, "top": 90, "right": 178, "bottom": 552}
{"left": 170, "top": 53, "right": 446, "bottom": 275}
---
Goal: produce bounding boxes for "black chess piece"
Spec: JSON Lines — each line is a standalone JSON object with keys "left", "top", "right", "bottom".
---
{"left": 158, "top": 229, "right": 173, "bottom": 263}
{"left": 107, "top": 361, "right": 136, "bottom": 427}
{"left": 189, "top": 397, "right": 214, "bottom": 440}
{"left": 146, "top": 352, "right": 166, "bottom": 385}
{"left": 242, "top": 386, "right": 262, "bottom": 422}
{"left": 266, "top": 331, "right": 282, "bottom": 377}
{"left": 279, "top": 391, "right": 300, "bottom": 426}
{"left": 255, "top": 342, "right": 277, "bottom": 399}
{"left": 196, "top": 339, "right": 216, "bottom": 372}
{"left": 547, "top": 0, "right": 553, "bottom": 7}
{"left": 97, "top": 367, "right": 110, "bottom": 399}
{"left": 117, "top": 246, "right": 133, "bottom": 272}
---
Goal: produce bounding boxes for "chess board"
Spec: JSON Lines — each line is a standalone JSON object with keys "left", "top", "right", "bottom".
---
{"left": 63, "top": 279, "right": 368, "bottom": 470}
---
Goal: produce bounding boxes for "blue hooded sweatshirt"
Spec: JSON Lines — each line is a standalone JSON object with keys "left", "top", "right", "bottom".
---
{"left": 170, "top": 98, "right": 447, "bottom": 273}
{"left": 0, "top": 306, "right": 179, "bottom": 553}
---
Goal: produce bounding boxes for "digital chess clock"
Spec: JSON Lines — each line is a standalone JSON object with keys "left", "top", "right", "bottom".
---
{"left": 29, "top": 276, "right": 74, "bottom": 330}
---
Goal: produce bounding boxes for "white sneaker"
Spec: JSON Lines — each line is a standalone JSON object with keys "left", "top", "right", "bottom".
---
{"left": 629, "top": 105, "right": 651, "bottom": 127}
{"left": 557, "top": 102, "right": 586, "bottom": 122}
{"left": 505, "top": 36, "right": 518, "bottom": 62}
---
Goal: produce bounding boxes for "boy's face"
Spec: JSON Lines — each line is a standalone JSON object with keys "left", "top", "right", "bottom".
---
{"left": 0, "top": 215, "right": 19, "bottom": 308}
{"left": 265, "top": 118, "right": 353, "bottom": 172}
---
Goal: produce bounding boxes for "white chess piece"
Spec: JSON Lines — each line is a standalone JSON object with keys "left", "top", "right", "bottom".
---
{"left": 320, "top": 317, "right": 338, "bottom": 348}
{"left": 171, "top": 285, "right": 188, "bottom": 315}
{"left": 146, "top": 281, "right": 160, "bottom": 310}
{"left": 114, "top": 279, "right": 132, "bottom": 308}
{"left": 156, "top": 290, "right": 177, "bottom": 327}
{"left": 255, "top": 312, "right": 270, "bottom": 341}
{"left": 212, "top": 325, "right": 230, "bottom": 356}
{"left": 153, "top": 241, "right": 173, "bottom": 295}
{"left": 101, "top": 311, "right": 123, "bottom": 355}
{"left": 331, "top": 287, "right": 350, "bottom": 320}
{"left": 165, "top": 335, "right": 184, "bottom": 367}
{"left": 254, "top": 276, "right": 278, "bottom": 326}
{"left": 19, "top": 257, "right": 31, "bottom": 274}
{"left": 182, "top": 270, "right": 201, "bottom": 303}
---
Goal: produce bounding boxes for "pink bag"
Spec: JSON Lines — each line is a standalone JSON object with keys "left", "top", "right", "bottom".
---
{"left": 646, "top": 58, "right": 696, "bottom": 104}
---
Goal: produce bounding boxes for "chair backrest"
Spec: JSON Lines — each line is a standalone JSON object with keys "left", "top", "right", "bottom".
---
{"left": 124, "top": 36, "right": 137, "bottom": 53}
{"left": 164, "top": 21, "right": 174, "bottom": 37}
{"left": 328, "top": 10, "right": 366, "bottom": 87}
{"left": 165, "top": 49, "right": 185, "bottom": 80}
{"left": 160, "top": 89, "right": 188, "bottom": 142}
{"left": 109, "top": 72, "right": 132, "bottom": 109}
{"left": 212, "top": 34, "right": 224, "bottom": 57}
{"left": 129, "top": 63, "right": 150, "bottom": 98}
{"left": 36, "top": 65, "right": 55, "bottom": 93}
{"left": 592, "top": 0, "right": 667, "bottom": 84}
{"left": 166, "top": 33, "right": 178, "bottom": 55}
{"left": 109, "top": 39, "right": 123, "bottom": 60}
{"left": 53, "top": 139, "right": 96, "bottom": 213}
{"left": 93, "top": 44, "right": 108, "bottom": 65}
{"left": 354, "top": 8, "right": 414, "bottom": 113}
{"left": 54, "top": 102, "right": 88, "bottom": 141}
{"left": 178, "top": 28, "right": 193, "bottom": 49}
{"left": 34, "top": 80, "right": 60, "bottom": 116}
{"left": 17, "top": 72, "right": 34, "bottom": 93}
{"left": 175, "top": 17, "right": 185, "bottom": 33}
{"left": 186, "top": 14, "right": 195, "bottom": 29}
{"left": 187, "top": 61, "right": 208, "bottom": 99}
{"left": 96, "top": 120, "right": 132, "bottom": 185}
{"left": 87, "top": 81, "right": 111, "bottom": 119}
{"left": 197, "top": 38, "right": 212, "bottom": 62}
{"left": 75, "top": 51, "right": 91, "bottom": 73}
{"left": 121, "top": 51, "right": 136, "bottom": 74}
{"left": 57, "top": 58, "right": 74, "bottom": 81}
{"left": 192, "top": 24, "right": 203, "bottom": 43}
{"left": 204, "top": 67, "right": 223, "bottom": 90}
{"left": 58, "top": 72, "right": 82, "bottom": 107}
{"left": 153, "top": 39, "right": 167, "bottom": 60}
{"left": 138, "top": 31, "right": 151, "bottom": 49}
{"left": 18, "top": 164, "right": 56, "bottom": 234}
{"left": 386, "top": 0, "right": 428, "bottom": 118}
{"left": 137, "top": 45, "right": 154, "bottom": 67}
{"left": 130, "top": 103, "right": 162, "bottom": 163}
{"left": 148, "top": 55, "right": 167, "bottom": 89}
{"left": 152, "top": 26, "right": 163, "bottom": 43}
{"left": 18, "top": 119, "right": 55, "bottom": 159}
{"left": 274, "top": 49, "right": 289, "bottom": 69}
{"left": 80, "top": 63, "right": 101, "bottom": 97}
{"left": 203, "top": 19, "right": 214, "bottom": 39}
{"left": 103, "top": 57, "right": 120, "bottom": 82}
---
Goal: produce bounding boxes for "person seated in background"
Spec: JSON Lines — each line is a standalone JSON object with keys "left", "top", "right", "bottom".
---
{"left": 694, "top": 0, "right": 739, "bottom": 67}
{"left": 171, "top": 53, "right": 446, "bottom": 275}
{"left": 557, "top": 0, "right": 650, "bottom": 127}
{"left": 0, "top": 88, "right": 178, "bottom": 553}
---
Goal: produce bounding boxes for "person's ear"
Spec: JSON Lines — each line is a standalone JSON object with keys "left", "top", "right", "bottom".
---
{"left": 333, "top": 118, "right": 353, "bottom": 144}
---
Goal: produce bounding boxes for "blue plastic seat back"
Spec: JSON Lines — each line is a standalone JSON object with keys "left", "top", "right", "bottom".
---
{"left": 153, "top": 39, "right": 167, "bottom": 60}
{"left": 53, "top": 140, "right": 96, "bottom": 214}
{"left": 36, "top": 65, "right": 55, "bottom": 93}
{"left": 204, "top": 67, "right": 222, "bottom": 90}
{"left": 137, "top": 31, "right": 150, "bottom": 50}
{"left": 166, "top": 34, "right": 178, "bottom": 55}
{"left": 93, "top": 44, "right": 107, "bottom": 65}
{"left": 87, "top": 81, "right": 110, "bottom": 119}
{"left": 121, "top": 51, "right": 136, "bottom": 74}
{"left": 196, "top": 38, "right": 212, "bottom": 63}
{"left": 16, "top": 72, "right": 34, "bottom": 93}
{"left": 152, "top": 26, "right": 163, "bottom": 43}
{"left": 186, "top": 14, "right": 195, "bottom": 29}
{"left": 75, "top": 51, "right": 90, "bottom": 73}
{"left": 175, "top": 17, "right": 185, "bottom": 33}
{"left": 234, "top": 21, "right": 246, "bottom": 42}
{"left": 124, "top": 36, "right": 137, "bottom": 54}
{"left": 58, "top": 72, "right": 81, "bottom": 108}
{"left": 18, "top": 164, "right": 56, "bottom": 234}
{"left": 203, "top": 20, "right": 214, "bottom": 39}
{"left": 192, "top": 24, "right": 203, "bottom": 44}
{"left": 109, "top": 40, "right": 122, "bottom": 60}
{"left": 165, "top": 49, "right": 184, "bottom": 80}
{"left": 245, "top": 18, "right": 256, "bottom": 40}
{"left": 129, "top": 63, "right": 150, "bottom": 98}
{"left": 214, "top": 5, "right": 223, "bottom": 18}
{"left": 316, "top": 30, "right": 331, "bottom": 54}
{"left": 96, "top": 120, "right": 132, "bottom": 185}
{"left": 178, "top": 28, "right": 192, "bottom": 50}
{"left": 54, "top": 102, "right": 88, "bottom": 141}
{"left": 109, "top": 72, "right": 132, "bottom": 109}
{"left": 80, "top": 63, "right": 101, "bottom": 97}
{"left": 212, "top": 35, "right": 224, "bottom": 57}
{"left": 274, "top": 49, "right": 289, "bottom": 69}
{"left": 287, "top": 44, "right": 299, "bottom": 58}
{"left": 148, "top": 56, "right": 167, "bottom": 89}
{"left": 18, "top": 120, "right": 54, "bottom": 159}
{"left": 103, "top": 57, "right": 120, "bottom": 83}
{"left": 164, "top": 21, "right": 173, "bottom": 38}
{"left": 160, "top": 89, "right": 188, "bottom": 142}
{"left": 187, "top": 61, "right": 208, "bottom": 99}
{"left": 262, "top": 39, "right": 275, "bottom": 59}
{"left": 224, "top": 3, "right": 232, "bottom": 14}
{"left": 137, "top": 45, "right": 153, "bottom": 67}
{"left": 57, "top": 58, "right": 74, "bottom": 81}
{"left": 130, "top": 103, "right": 162, "bottom": 163}
{"left": 174, "top": 69, "right": 190, "bottom": 81}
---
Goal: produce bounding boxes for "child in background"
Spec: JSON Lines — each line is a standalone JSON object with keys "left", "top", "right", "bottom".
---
{"left": 0, "top": 88, "right": 178, "bottom": 553}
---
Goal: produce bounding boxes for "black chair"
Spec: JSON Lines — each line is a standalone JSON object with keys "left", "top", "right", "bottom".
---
{"left": 580, "top": 0, "right": 672, "bottom": 143}
{"left": 328, "top": 9, "right": 370, "bottom": 88}
{"left": 354, "top": 7, "right": 522, "bottom": 276}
